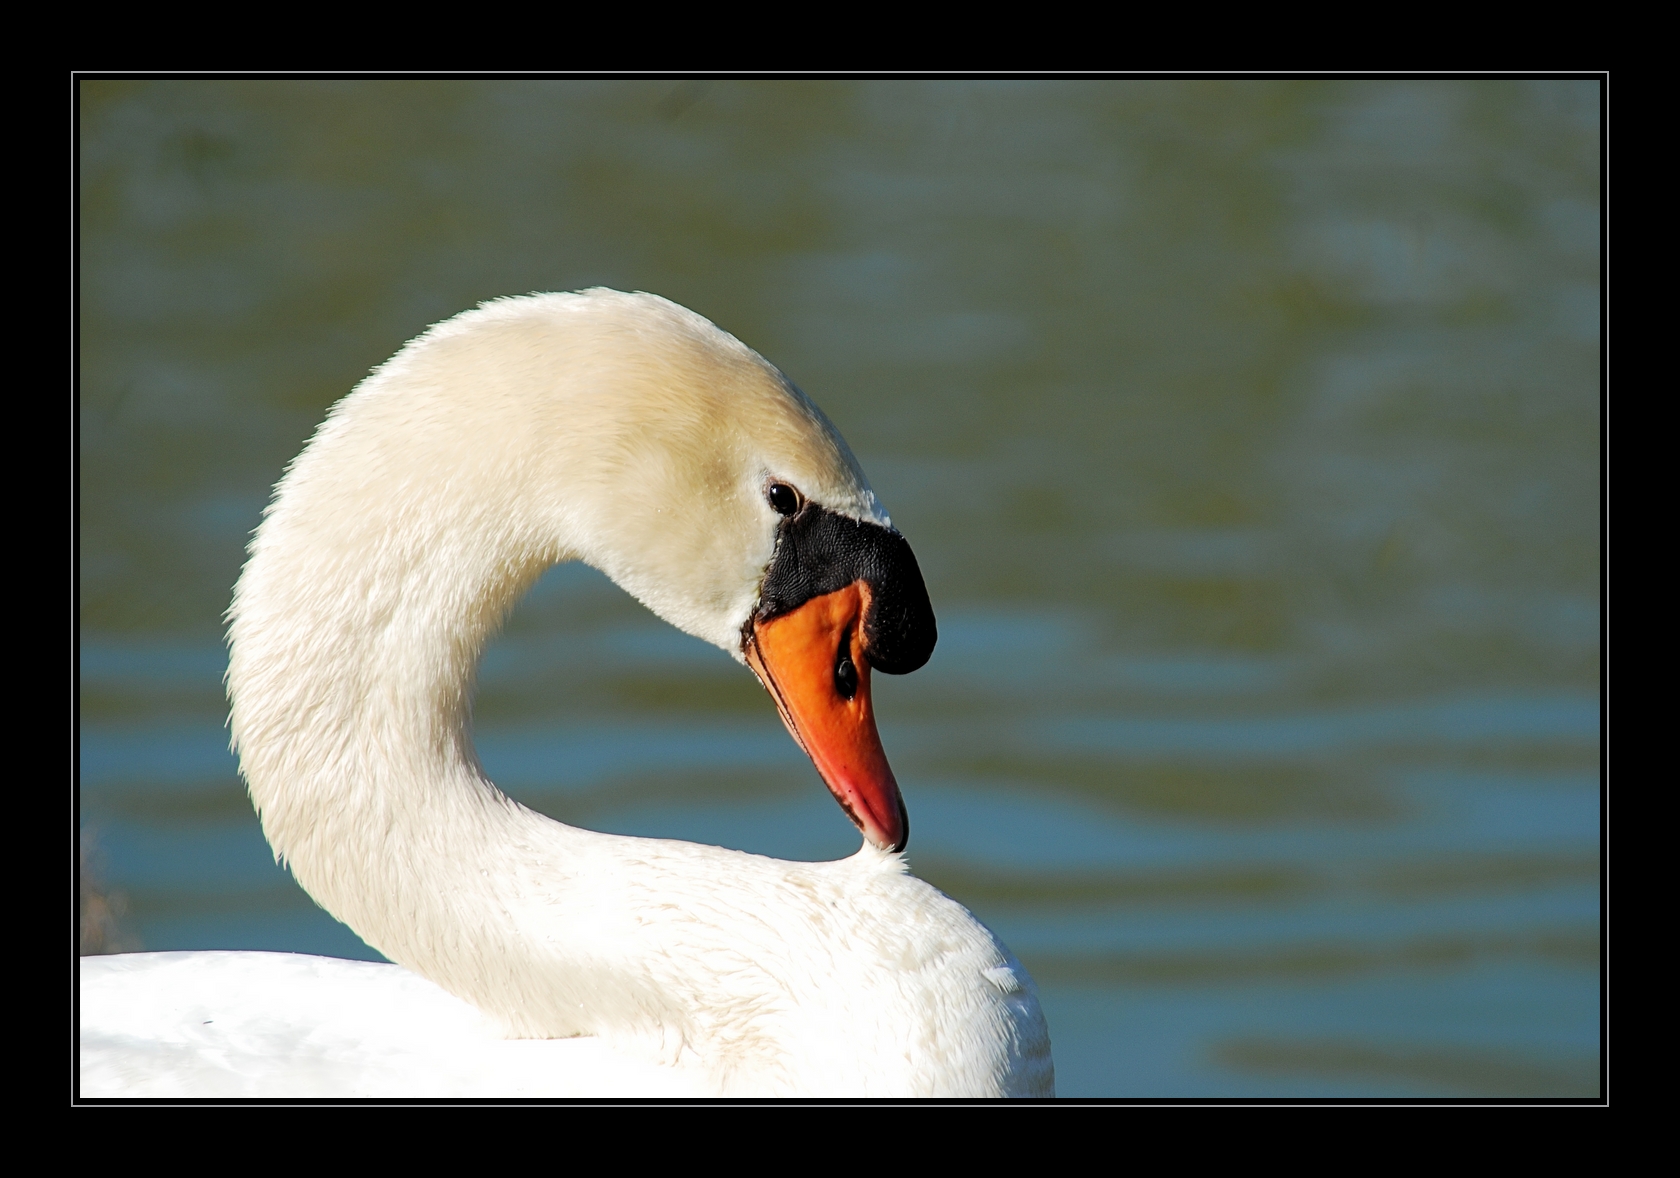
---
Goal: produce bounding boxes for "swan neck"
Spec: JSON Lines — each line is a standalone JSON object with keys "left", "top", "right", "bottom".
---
{"left": 226, "top": 374, "right": 570, "bottom": 994}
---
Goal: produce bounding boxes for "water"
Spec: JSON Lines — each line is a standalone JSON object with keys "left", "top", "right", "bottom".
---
{"left": 78, "top": 80, "right": 1602, "bottom": 1097}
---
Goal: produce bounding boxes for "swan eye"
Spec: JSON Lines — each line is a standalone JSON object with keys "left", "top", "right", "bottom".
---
{"left": 835, "top": 647, "right": 859, "bottom": 701}
{"left": 767, "top": 483, "right": 801, "bottom": 516}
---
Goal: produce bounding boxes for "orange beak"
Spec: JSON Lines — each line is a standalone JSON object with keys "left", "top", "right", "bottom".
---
{"left": 744, "top": 581, "right": 908, "bottom": 852}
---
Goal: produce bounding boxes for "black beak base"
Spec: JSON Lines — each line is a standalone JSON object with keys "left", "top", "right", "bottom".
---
{"left": 753, "top": 504, "right": 937, "bottom": 675}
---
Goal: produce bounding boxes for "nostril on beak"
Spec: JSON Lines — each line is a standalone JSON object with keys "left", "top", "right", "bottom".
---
{"left": 835, "top": 627, "right": 860, "bottom": 700}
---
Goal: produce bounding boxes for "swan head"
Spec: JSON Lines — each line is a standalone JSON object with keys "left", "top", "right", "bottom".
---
{"left": 329, "top": 289, "right": 937, "bottom": 851}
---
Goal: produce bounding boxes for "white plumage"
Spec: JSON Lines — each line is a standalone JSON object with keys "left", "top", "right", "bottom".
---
{"left": 78, "top": 290, "right": 1054, "bottom": 1098}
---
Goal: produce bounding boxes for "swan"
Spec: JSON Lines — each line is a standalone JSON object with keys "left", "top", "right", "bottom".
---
{"left": 78, "top": 289, "right": 1054, "bottom": 1098}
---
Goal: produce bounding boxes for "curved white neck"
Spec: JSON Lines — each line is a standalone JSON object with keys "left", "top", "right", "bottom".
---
{"left": 228, "top": 403, "right": 590, "bottom": 1031}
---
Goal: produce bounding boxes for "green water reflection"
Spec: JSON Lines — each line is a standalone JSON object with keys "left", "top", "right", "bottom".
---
{"left": 78, "top": 79, "right": 1601, "bottom": 1097}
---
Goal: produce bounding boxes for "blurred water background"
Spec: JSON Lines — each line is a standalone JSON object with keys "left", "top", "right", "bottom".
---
{"left": 77, "top": 79, "right": 1602, "bottom": 1098}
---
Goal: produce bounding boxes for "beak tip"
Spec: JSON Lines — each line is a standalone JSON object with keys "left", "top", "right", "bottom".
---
{"left": 865, "top": 795, "right": 910, "bottom": 853}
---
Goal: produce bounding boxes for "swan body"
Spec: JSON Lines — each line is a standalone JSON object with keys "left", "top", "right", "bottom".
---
{"left": 78, "top": 290, "right": 1054, "bottom": 1098}
{"left": 81, "top": 951, "right": 706, "bottom": 1097}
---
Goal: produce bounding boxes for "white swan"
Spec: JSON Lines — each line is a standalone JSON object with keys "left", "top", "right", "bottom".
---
{"left": 78, "top": 289, "right": 1054, "bottom": 1098}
